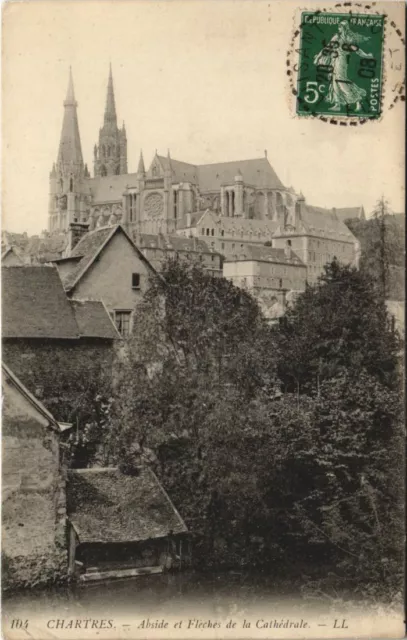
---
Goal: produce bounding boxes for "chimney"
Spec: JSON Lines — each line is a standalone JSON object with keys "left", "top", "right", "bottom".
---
{"left": 68, "top": 222, "right": 89, "bottom": 253}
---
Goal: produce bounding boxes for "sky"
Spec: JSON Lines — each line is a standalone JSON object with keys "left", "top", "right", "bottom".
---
{"left": 2, "top": 0, "right": 405, "bottom": 235}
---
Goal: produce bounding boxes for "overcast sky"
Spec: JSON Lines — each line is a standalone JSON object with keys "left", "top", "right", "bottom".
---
{"left": 2, "top": 0, "right": 405, "bottom": 235}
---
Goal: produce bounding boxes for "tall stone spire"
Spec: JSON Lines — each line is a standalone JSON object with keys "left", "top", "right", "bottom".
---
{"left": 57, "top": 67, "right": 84, "bottom": 171}
{"left": 94, "top": 64, "right": 127, "bottom": 177}
{"left": 104, "top": 63, "right": 117, "bottom": 126}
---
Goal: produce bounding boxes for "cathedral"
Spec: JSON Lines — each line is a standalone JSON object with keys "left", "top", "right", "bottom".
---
{"left": 48, "top": 67, "right": 362, "bottom": 290}
{"left": 49, "top": 67, "right": 305, "bottom": 236}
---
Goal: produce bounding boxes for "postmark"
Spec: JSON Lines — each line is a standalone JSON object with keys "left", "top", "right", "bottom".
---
{"left": 297, "top": 12, "right": 385, "bottom": 118}
{"left": 287, "top": 2, "right": 405, "bottom": 125}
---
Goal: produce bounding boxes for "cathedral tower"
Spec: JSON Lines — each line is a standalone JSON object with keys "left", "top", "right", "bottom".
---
{"left": 94, "top": 65, "right": 127, "bottom": 177}
{"left": 48, "top": 68, "right": 89, "bottom": 232}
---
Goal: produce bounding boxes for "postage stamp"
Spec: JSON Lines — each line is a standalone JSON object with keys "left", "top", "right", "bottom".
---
{"left": 296, "top": 13, "right": 385, "bottom": 119}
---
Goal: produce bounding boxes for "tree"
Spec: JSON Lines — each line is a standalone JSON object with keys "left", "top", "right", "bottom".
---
{"left": 275, "top": 259, "right": 400, "bottom": 393}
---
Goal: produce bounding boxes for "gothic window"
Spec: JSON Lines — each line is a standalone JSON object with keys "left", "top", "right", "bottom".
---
{"left": 129, "top": 194, "right": 137, "bottom": 222}
{"left": 152, "top": 165, "right": 158, "bottom": 177}
{"left": 173, "top": 190, "right": 178, "bottom": 219}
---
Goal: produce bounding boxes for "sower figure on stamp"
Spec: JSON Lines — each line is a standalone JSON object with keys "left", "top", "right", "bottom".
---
{"left": 314, "top": 21, "right": 374, "bottom": 112}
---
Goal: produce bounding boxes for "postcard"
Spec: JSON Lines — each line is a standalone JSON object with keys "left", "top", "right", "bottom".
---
{"left": 1, "top": 0, "right": 405, "bottom": 638}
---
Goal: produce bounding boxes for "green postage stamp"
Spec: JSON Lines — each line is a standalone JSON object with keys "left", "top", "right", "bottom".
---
{"left": 296, "top": 13, "right": 385, "bottom": 119}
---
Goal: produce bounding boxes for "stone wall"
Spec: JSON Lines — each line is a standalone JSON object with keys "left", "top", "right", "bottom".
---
{"left": 2, "top": 339, "right": 115, "bottom": 420}
{"left": 2, "top": 381, "right": 68, "bottom": 590}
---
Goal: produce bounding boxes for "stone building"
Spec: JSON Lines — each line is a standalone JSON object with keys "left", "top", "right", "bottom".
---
{"left": 223, "top": 244, "right": 307, "bottom": 320}
{"left": 2, "top": 362, "right": 71, "bottom": 590}
{"left": 45, "top": 66, "right": 360, "bottom": 300}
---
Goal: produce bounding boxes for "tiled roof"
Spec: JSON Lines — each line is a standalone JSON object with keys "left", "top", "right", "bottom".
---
{"left": 133, "top": 232, "right": 214, "bottom": 254}
{"left": 67, "top": 467, "right": 188, "bottom": 544}
{"left": 63, "top": 226, "right": 113, "bottom": 290}
{"left": 2, "top": 266, "right": 80, "bottom": 339}
{"left": 182, "top": 210, "right": 278, "bottom": 237}
{"left": 70, "top": 300, "right": 120, "bottom": 339}
{"left": 1, "top": 232, "right": 68, "bottom": 263}
{"left": 335, "top": 206, "right": 365, "bottom": 222}
{"left": 226, "top": 244, "right": 305, "bottom": 266}
{"left": 197, "top": 157, "right": 285, "bottom": 191}
{"left": 300, "top": 205, "right": 356, "bottom": 242}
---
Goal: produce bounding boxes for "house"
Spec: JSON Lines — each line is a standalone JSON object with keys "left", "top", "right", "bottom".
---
{"left": 2, "top": 246, "right": 23, "bottom": 266}
{"left": 53, "top": 224, "right": 157, "bottom": 336}
{"left": 2, "top": 363, "right": 72, "bottom": 590}
{"left": 67, "top": 466, "right": 188, "bottom": 582}
{"left": 2, "top": 265, "right": 119, "bottom": 401}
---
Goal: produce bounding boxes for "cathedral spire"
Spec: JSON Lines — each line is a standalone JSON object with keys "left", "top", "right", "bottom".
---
{"left": 104, "top": 63, "right": 117, "bottom": 126}
{"left": 57, "top": 67, "right": 84, "bottom": 170}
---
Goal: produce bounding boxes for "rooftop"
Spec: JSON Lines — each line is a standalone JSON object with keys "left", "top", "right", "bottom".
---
{"left": 67, "top": 467, "right": 188, "bottom": 544}
{"left": 70, "top": 299, "right": 120, "bottom": 340}
{"left": 2, "top": 266, "right": 80, "bottom": 339}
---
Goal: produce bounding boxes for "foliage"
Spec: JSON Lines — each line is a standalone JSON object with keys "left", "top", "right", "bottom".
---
{"left": 275, "top": 258, "right": 401, "bottom": 392}
{"left": 105, "top": 258, "right": 404, "bottom": 603}
{"left": 346, "top": 213, "right": 405, "bottom": 300}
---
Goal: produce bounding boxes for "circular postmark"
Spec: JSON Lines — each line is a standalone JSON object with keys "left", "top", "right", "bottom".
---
{"left": 286, "top": 2, "right": 405, "bottom": 125}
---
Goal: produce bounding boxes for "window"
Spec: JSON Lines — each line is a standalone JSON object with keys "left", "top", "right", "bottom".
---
{"left": 211, "top": 229, "right": 215, "bottom": 236}
{"left": 211, "top": 255, "right": 215, "bottom": 262}
{"left": 132, "top": 273, "right": 141, "bottom": 289}
{"left": 279, "top": 279, "right": 283, "bottom": 288}
{"left": 115, "top": 311, "right": 131, "bottom": 337}
{"left": 173, "top": 189, "right": 178, "bottom": 219}
{"left": 221, "top": 230, "right": 225, "bottom": 237}
{"left": 129, "top": 194, "right": 137, "bottom": 222}
{"left": 206, "top": 229, "right": 210, "bottom": 236}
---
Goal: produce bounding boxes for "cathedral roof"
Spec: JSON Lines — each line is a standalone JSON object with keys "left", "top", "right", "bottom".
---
{"left": 87, "top": 173, "right": 137, "bottom": 203}
{"left": 156, "top": 156, "right": 199, "bottom": 184}
{"left": 197, "top": 157, "right": 285, "bottom": 191}
{"left": 87, "top": 156, "right": 286, "bottom": 205}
